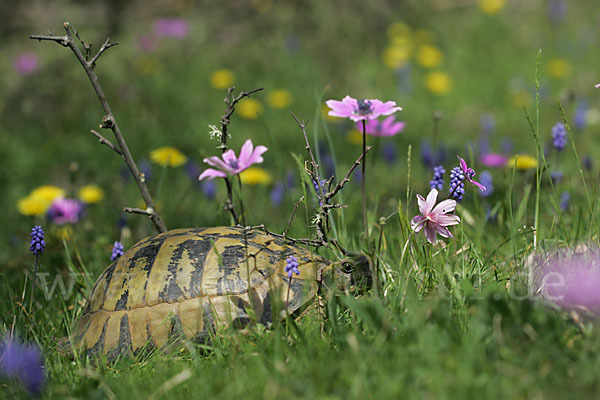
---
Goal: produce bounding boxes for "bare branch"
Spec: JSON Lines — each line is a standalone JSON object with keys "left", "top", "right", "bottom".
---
{"left": 283, "top": 195, "right": 305, "bottom": 237}
{"left": 89, "top": 37, "right": 119, "bottom": 67}
{"left": 123, "top": 207, "right": 154, "bottom": 216}
{"left": 31, "top": 22, "right": 167, "bottom": 233}
{"left": 325, "top": 146, "right": 371, "bottom": 201}
{"left": 90, "top": 129, "right": 122, "bottom": 156}
{"left": 219, "top": 87, "right": 264, "bottom": 152}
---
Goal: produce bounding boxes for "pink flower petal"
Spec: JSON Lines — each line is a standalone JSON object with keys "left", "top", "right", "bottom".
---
{"left": 458, "top": 156, "right": 468, "bottom": 173}
{"left": 468, "top": 179, "right": 487, "bottom": 192}
{"left": 203, "top": 155, "right": 233, "bottom": 173}
{"left": 424, "top": 223, "right": 437, "bottom": 244}
{"left": 417, "top": 194, "right": 430, "bottom": 215}
{"left": 431, "top": 199, "right": 457, "bottom": 216}
{"left": 434, "top": 214, "right": 461, "bottom": 227}
{"left": 238, "top": 140, "right": 254, "bottom": 166}
{"left": 425, "top": 189, "right": 438, "bottom": 212}
{"left": 480, "top": 153, "right": 508, "bottom": 168}
{"left": 199, "top": 168, "right": 227, "bottom": 180}
{"left": 411, "top": 215, "right": 426, "bottom": 232}
{"left": 435, "top": 225, "right": 452, "bottom": 238}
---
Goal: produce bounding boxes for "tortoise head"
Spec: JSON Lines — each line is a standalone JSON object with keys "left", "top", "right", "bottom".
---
{"left": 320, "top": 253, "right": 372, "bottom": 293}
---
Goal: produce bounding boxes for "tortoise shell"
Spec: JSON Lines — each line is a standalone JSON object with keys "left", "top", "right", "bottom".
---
{"left": 74, "top": 227, "right": 330, "bottom": 360}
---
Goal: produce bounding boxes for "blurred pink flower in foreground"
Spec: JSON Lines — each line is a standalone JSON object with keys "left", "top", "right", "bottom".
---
{"left": 355, "top": 115, "right": 405, "bottom": 137}
{"left": 47, "top": 198, "right": 83, "bottom": 225}
{"left": 595, "top": 83, "right": 600, "bottom": 88}
{"left": 534, "top": 249, "right": 600, "bottom": 312}
{"left": 411, "top": 188, "right": 460, "bottom": 243}
{"left": 199, "top": 139, "right": 268, "bottom": 180}
{"left": 326, "top": 96, "right": 401, "bottom": 122}
{"left": 153, "top": 18, "right": 189, "bottom": 39}
{"left": 13, "top": 52, "right": 38, "bottom": 76}
{"left": 480, "top": 153, "right": 508, "bottom": 168}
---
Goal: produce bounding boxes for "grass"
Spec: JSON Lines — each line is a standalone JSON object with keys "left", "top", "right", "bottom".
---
{"left": 2, "top": 1, "right": 600, "bottom": 398}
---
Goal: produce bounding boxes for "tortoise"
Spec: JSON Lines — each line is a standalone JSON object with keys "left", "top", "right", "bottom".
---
{"left": 71, "top": 226, "right": 369, "bottom": 360}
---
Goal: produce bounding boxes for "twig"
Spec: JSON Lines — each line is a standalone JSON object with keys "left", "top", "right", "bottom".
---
{"left": 31, "top": 22, "right": 167, "bottom": 233}
{"left": 325, "top": 147, "right": 371, "bottom": 201}
{"left": 90, "top": 129, "right": 122, "bottom": 155}
{"left": 123, "top": 207, "right": 155, "bottom": 216}
{"left": 215, "top": 86, "right": 263, "bottom": 223}
{"left": 283, "top": 195, "right": 305, "bottom": 237}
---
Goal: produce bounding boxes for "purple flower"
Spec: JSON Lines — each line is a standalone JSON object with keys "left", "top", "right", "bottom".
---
{"left": 326, "top": 96, "right": 401, "bottom": 122}
{"left": 381, "top": 142, "right": 397, "bottom": 164}
{"left": 449, "top": 167, "right": 465, "bottom": 201}
{"left": 270, "top": 183, "right": 285, "bottom": 207}
{"left": 355, "top": 115, "right": 405, "bottom": 137}
{"left": 478, "top": 171, "right": 494, "bottom": 197}
{"left": 13, "top": 52, "right": 38, "bottom": 76}
{"left": 137, "top": 35, "right": 157, "bottom": 52}
{"left": 583, "top": 156, "right": 592, "bottom": 171}
{"left": 547, "top": 0, "right": 566, "bottom": 22}
{"left": 0, "top": 337, "right": 45, "bottom": 395}
{"left": 551, "top": 122, "right": 567, "bottom": 151}
{"left": 153, "top": 18, "right": 189, "bottom": 39}
{"left": 480, "top": 153, "right": 508, "bottom": 168}
{"left": 550, "top": 170, "right": 563, "bottom": 184}
{"left": 574, "top": 101, "right": 587, "bottom": 131}
{"left": 480, "top": 114, "right": 496, "bottom": 134}
{"left": 560, "top": 191, "right": 570, "bottom": 211}
{"left": 411, "top": 189, "right": 461, "bottom": 244}
{"left": 47, "top": 198, "right": 83, "bottom": 225}
{"left": 29, "top": 226, "right": 45, "bottom": 255}
{"left": 534, "top": 249, "right": 600, "bottom": 312}
{"left": 429, "top": 166, "right": 445, "bottom": 191}
{"left": 458, "top": 157, "right": 487, "bottom": 192}
{"left": 420, "top": 141, "right": 446, "bottom": 168}
{"left": 111, "top": 241, "right": 124, "bottom": 262}
{"left": 285, "top": 255, "right": 300, "bottom": 277}
{"left": 199, "top": 140, "right": 268, "bottom": 180}
{"left": 202, "top": 180, "right": 216, "bottom": 199}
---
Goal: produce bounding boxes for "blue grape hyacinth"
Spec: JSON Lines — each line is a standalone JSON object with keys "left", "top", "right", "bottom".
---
{"left": 551, "top": 122, "right": 567, "bottom": 151}
{"left": 110, "top": 241, "right": 124, "bottom": 262}
{"left": 429, "top": 165, "right": 445, "bottom": 191}
{"left": 29, "top": 226, "right": 45, "bottom": 255}
{"left": 285, "top": 256, "right": 300, "bottom": 278}
{"left": 449, "top": 167, "right": 465, "bottom": 201}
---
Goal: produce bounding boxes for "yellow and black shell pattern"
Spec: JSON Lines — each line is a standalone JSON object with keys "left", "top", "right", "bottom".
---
{"left": 73, "top": 227, "right": 330, "bottom": 360}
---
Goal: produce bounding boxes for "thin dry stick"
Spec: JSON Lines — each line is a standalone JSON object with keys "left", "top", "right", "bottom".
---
{"left": 217, "top": 86, "right": 264, "bottom": 223}
{"left": 283, "top": 195, "right": 305, "bottom": 237}
{"left": 31, "top": 22, "right": 167, "bottom": 233}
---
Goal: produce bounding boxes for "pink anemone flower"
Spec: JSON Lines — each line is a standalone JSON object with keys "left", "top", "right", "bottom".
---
{"left": 199, "top": 139, "right": 268, "bottom": 181}
{"left": 47, "top": 198, "right": 83, "bottom": 225}
{"left": 458, "top": 156, "right": 486, "bottom": 192}
{"left": 326, "top": 95, "right": 402, "bottom": 122}
{"left": 355, "top": 115, "right": 405, "bottom": 137}
{"left": 411, "top": 188, "right": 461, "bottom": 244}
{"left": 479, "top": 153, "right": 508, "bottom": 168}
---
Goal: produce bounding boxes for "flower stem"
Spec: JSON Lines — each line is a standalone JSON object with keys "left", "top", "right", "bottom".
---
{"left": 361, "top": 120, "right": 369, "bottom": 244}
{"left": 28, "top": 253, "right": 39, "bottom": 316}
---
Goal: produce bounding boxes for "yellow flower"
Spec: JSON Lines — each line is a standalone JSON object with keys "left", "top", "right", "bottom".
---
{"left": 478, "top": 0, "right": 506, "bottom": 14}
{"left": 507, "top": 154, "right": 538, "bottom": 170}
{"left": 267, "top": 89, "right": 292, "bottom": 109}
{"left": 239, "top": 167, "right": 272, "bottom": 185}
{"left": 346, "top": 130, "right": 364, "bottom": 145}
{"left": 30, "top": 185, "right": 65, "bottom": 203}
{"left": 150, "top": 147, "right": 188, "bottom": 167}
{"left": 78, "top": 185, "right": 105, "bottom": 204}
{"left": 425, "top": 71, "right": 452, "bottom": 95}
{"left": 55, "top": 226, "right": 73, "bottom": 241}
{"left": 210, "top": 69, "right": 235, "bottom": 89}
{"left": 387, "top": 22, "right": 412, "bottom": 42}
{"left": 17, "top": 196, "right": 48, "bottom": 216}
{"left": 511, "top": 90, "right": 532, "bottom": 107}
{"left": 416, "top": 45, "right": 443, "bottom": 68}
{"left": 548, "top": 58, "right": 571, "bottom": 79}
{"left": 237, "top": 98, "right": 263, "bottom": 119}
{"left": 382, "top": 44, "right": 412, "bottom": 69}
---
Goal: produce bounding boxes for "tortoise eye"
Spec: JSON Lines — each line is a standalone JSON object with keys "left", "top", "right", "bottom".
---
{"left": 341, "top": 262, "right": 353, "bottom": 273}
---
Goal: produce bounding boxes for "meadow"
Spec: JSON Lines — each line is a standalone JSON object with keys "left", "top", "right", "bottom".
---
{"left": 2, "top": 0, "right": 600, "bottom": 398}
